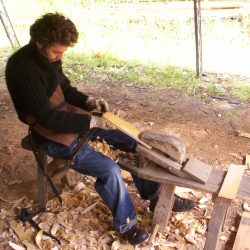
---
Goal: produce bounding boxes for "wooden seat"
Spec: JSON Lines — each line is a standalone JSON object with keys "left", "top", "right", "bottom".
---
{"left": 21, "top": 135, "right": 72, "bottom": 210}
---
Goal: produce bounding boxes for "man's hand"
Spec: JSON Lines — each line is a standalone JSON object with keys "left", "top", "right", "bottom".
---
{"left": 90, "top": 116, "right": 116, "bottom": 130}
{"left": 86, "top": 97, "right": 109, "bottom": 112}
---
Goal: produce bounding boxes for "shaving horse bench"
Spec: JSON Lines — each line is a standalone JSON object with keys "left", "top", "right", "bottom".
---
{"left": 21, "top": 135, "right": 250, "bottom": 249}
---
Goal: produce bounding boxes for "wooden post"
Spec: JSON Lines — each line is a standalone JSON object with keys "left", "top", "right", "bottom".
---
{"left": 194, "top": 0, "right": 203, "bottom": 76}
{"left": 204, "top": 196, "right": 231, "bottom": 250}
{"left": 152, "top": 183, "right": 176, "bottom": 231}
{"left": 37, "top": 148, "right": 48, "bottom": 210}
{"left": 204, "top": 164, "right": 246, "bottom": 250}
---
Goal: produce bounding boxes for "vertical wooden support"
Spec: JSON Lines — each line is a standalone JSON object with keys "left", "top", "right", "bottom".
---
{"left": 194, "top": 0, "right": 203, "bottom": 76}
{"left": 204, "top": 196, "right": 231, "bottom": 250}
{"left": 37, "top": 148, "right": 48, "bottom": 210}
{"left": 152, "top": 183, "right": 176, "bottom": 232}
{"left": 205, "top": 164, "right": 245, "bottom": 249}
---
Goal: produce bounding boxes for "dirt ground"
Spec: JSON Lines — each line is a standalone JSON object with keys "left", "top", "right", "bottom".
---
{"left": 0, "top": 61, "right": 250, "bottom": 250}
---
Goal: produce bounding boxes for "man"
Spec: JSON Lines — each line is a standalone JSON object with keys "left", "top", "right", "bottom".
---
{"left": 5, "top": 13, "right": 195, "bottom": 245}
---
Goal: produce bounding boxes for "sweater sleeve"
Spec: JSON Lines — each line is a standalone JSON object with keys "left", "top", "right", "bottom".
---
{"left": 59, "top": 71, "right": 91, "bottom": 111}
{"left": 6, "top": 58, "right": 91, "bottom": 134}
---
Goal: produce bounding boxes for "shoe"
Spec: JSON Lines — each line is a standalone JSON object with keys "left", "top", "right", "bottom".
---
{"left": 123, "top": 225, "right": 149, "bottom": 245}
{"left": 172, "top": 195, "right": 196, "bottom": 212}
{"left": 149, "top": 195, "right": 195, "bottom": 213}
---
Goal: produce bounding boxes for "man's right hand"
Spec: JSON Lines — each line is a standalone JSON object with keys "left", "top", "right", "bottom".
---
{"left": 86, "top": 97, "right": 109, "bottom": 112}
{"left": 90, "top": 116, "right": 116, "bottom": 130}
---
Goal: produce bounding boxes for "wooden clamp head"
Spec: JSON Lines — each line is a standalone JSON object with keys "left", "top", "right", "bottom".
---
{"left": 139, "top": 130, "right": 186, "bottom": 164}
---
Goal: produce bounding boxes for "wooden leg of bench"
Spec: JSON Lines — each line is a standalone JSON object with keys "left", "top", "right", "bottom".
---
{"left": 37, "top": 148, "right": 48, "bottom": 210}
{"left": 152, "top": 183, "right": 176, "bottom": 232}
{"left": 204, "top": 196, "right": 231, "bottom": 250}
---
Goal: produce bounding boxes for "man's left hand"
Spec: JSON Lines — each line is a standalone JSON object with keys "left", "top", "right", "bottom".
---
{"left": 86, "top": 97, "right": 109, "bottom": 112}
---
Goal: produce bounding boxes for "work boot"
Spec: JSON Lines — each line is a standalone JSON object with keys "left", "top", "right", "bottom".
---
{"left": 149, "top": 194, "right": 195, "bottom": 213}
{"left": 123, "top": 225, "right": 149, "bottom": 245}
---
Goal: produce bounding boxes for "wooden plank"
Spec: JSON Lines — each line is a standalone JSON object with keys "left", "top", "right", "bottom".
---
{"left": 117, "top": 159, "right": 250, "bottom": 200}
{"left": 232, "top": 211, "right": 250, "bottom": 250}
{"left": 218, "top": 164, "right": 246, "bottom": 199}
{"left": 204, "top": 196, "right": 232, "bottom": 250}
{"left": 182, "top": 157, "right": 213, "bottom": 184}
{"left": 152, "top": 183, "right": 176, "bottom": 232}
{"left": 136, "top": 144, "right": 191, "bottom": 179}
{"left": 102, "top": 111, "right": 151, "bottom": 149}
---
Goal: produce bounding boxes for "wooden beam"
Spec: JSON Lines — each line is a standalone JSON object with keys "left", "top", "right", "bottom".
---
{"left": 117, "top": 160, "right": 250, "bottom": 200}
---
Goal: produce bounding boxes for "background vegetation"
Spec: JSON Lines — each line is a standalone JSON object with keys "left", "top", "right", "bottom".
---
{"left": 1, "top": 0, "right": 250, "bottom": 99}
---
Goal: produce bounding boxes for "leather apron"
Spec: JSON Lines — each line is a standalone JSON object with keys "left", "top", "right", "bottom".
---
{"left": 25, "top": 85, "right": 91, "bottom": 147}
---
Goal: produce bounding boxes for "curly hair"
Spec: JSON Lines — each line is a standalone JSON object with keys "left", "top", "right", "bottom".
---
{"left": 30, "top": 12, "right": 79, "bottom": 48}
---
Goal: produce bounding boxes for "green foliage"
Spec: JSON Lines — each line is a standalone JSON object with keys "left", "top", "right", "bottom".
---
{"left": 206, "top": 84, "right": 227, "bottom": 96}
{"left": 231, "top": 84, "right": 250, "bottom": 101}
{"left": 63, "top": 51, "right": 199, "bottom": 94}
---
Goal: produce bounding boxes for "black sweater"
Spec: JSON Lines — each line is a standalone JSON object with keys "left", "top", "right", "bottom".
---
{"left": 5, "top": 41, "right": 91, "bottom": 135}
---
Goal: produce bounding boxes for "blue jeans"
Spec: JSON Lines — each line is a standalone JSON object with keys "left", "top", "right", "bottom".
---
{"left": 39, "top": 129, "right": 161, "bottom": 233}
